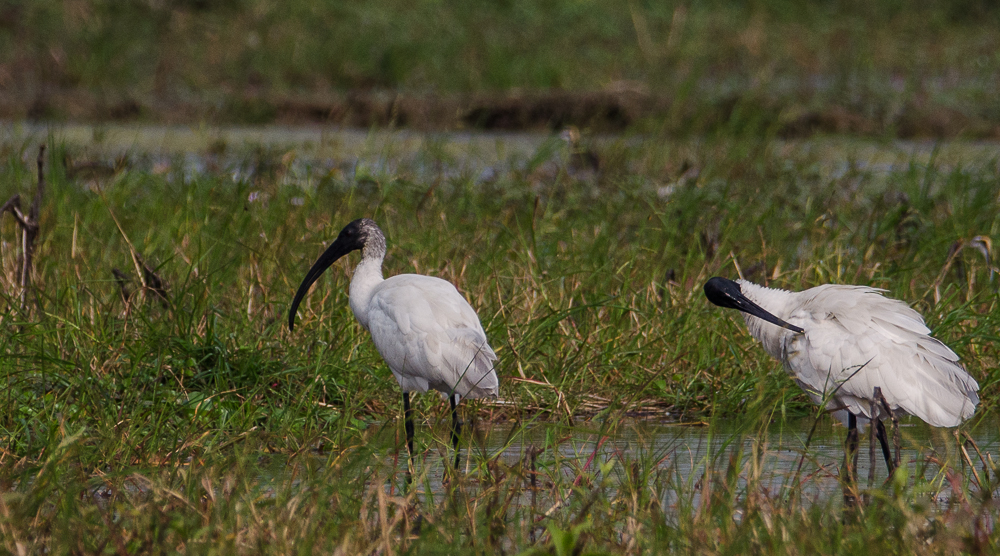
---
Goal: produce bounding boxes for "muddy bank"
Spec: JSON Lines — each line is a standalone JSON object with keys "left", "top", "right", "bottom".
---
{"left": 4, "top": 88, "right": 999, "bottom": 139}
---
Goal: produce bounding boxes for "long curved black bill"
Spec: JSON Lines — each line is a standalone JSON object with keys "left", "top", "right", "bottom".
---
{"left": 733, "top": 296, "right": 805, "bottom": 334}
{"left": 288, "top": 239, "right": 355, "bottom": 331}
{"left": 704, "top": 277, "right": 805, "bottom": 334}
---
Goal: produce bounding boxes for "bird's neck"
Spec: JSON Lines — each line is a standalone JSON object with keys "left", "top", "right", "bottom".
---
{"left": 737, "top": 280, "right": 797, "bottom": 359}
{"left": 349, "top": 252, "right": 385, "bottom": 330}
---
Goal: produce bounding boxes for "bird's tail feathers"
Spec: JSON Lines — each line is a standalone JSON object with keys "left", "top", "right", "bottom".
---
{"left": 447, "top": 330, "right": 499, "bottom": 400}
{"left": 843, "top": 351, "right": 979, "bottom": 428}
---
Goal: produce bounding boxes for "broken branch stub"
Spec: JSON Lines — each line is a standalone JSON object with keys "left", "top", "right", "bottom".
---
{"left": 0, "top": 145, "right": 46, "bottom": 313}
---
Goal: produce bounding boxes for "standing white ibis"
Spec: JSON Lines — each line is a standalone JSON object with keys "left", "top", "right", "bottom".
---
{"left": 289, "top": 218, "right": 499, "bottom": 472}
{"left": 704, "top": 276, "right": 979, "bottom": 475}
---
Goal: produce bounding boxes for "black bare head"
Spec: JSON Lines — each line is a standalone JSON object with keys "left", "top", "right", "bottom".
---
{"left": 703, "top": 276, "right": 804, "bottom": 334}
{"left": 333, "top": 218, "right": 372, "bottom": 250}
{"left": 704, "top": 277, "right": 744, "bottom": 310}
{"left": 288, "top": 218, "right": 379, "bottom": 332}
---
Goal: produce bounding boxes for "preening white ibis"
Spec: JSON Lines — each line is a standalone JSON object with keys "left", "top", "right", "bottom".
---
{"left": 288, "top": 218, "right": 499, "bottom": 472}
{"left": 704, "top": 277, "right": 979, "bottom": 475}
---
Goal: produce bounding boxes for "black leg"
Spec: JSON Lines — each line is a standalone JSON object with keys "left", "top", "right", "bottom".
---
{"left": 403, "top": 391, "right": 415, "bottom": 484}
{"left": 868, "top": 398, "right": 878, "bottom": 486}
{"left": 875, "top": 389, "right": 901, "bottom": 470}
{"left": 450, "top": 393, "right": 463, "bottom": 470}
{"left": 846, "top": 413, "right": 859, "bottom": 483}
{"left": 843, "top": 412, "right": 860, "bottom": 508}
{"left": 875, "top": 418, "right": 896, "bottom": 476}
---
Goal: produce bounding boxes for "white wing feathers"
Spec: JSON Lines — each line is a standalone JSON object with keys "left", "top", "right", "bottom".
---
{"left": 365, "top": 274, "right": 499, "bottom": 400}
{"left": 783, "top": 285, "right": 978, "bottom": 427}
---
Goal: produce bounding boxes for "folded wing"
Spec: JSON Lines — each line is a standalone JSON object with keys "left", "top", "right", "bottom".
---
{"left": 785, "top": 285, "right": 978, "bottom": 427}
{"left": 366, "top": 274, "right": 499, "bottom": 399}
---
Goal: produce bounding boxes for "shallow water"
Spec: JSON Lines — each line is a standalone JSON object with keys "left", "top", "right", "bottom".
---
{"left": 367, "top": 415, "right": 1000, "bottom": 511}
{"left": 4, "top": 122, "right": 999, "bottom": 190}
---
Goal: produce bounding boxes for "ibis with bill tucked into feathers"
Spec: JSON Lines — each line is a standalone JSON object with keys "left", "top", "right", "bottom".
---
{"left": 288, "top": 218, "right": 499, "bottom": 474}
{"left": 704, "top": 276, "right": 979, "bottom": 476}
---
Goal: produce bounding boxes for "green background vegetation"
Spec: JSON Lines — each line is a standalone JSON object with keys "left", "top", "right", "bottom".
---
{"left": 1, "top": 0, "right": 999, "bottom": 134}
{"left": 2, "top": 0, "right": 1000, "bottom": 552}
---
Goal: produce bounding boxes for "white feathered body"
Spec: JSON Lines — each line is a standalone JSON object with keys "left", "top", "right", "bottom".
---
{"left": 349, "top": 254, "right": 499, "bottom": 400}
{"left": 736, "top": 280, "right": 979, "bottom": 427}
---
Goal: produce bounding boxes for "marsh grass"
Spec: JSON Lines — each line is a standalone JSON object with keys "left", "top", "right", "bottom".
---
{"left": 1, "top": 413, "right": 996, "bottom": 554}
{"left": 1, "top": 131, "right": 999, "bottom": 552}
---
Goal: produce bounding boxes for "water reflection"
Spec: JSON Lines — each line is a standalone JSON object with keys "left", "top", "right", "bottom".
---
{"left": 383, "top": 416, "right": 999, "bottom": 510}
{"left": 4, "top": 123, "right": 999, "bottom": 196}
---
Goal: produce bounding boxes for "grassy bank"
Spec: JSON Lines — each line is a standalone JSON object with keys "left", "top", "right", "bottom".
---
{"left": 2, "top": 0, "right": 1000, "bottom": 135}
{"left": 1, "top": 131, "right": 999, "bottom": 552}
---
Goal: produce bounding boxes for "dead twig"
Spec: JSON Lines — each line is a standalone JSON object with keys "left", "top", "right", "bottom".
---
{"left": 111, "top": 267, "right": 134, "bottom": 316}
{"left": 105, "top": 205, "right": 170, "bottom": 308}
{"left": 0, "top": 145, "right": 46, "bottom": 314}
{"left": 140, "top": 256, "right": 169, "bottom": 307}
{"left": 927, "top": 235, "right": 995, "bottom": 302}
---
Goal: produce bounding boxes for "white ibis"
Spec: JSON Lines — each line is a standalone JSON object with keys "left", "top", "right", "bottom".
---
{"left": 704, "top": 277, "right": 979, "bottom": 475}
{"left": 288, "top": 218, "right": 499, "bottom": 472}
